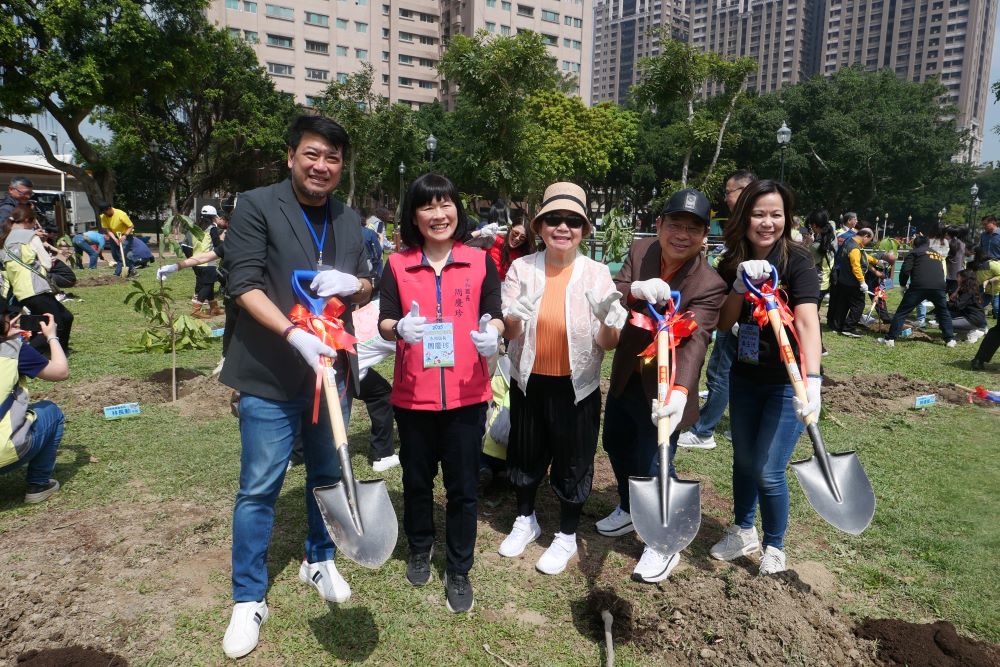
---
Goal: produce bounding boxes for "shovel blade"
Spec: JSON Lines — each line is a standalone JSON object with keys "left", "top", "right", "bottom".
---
{"left": 791, "top": 451, "right": 875, "bottom": 535}
{"left": 628, "top": 476, "right": 701, "bottom": 556}
{"left": 313, "top": 479, "right": 398, "bottom": 569}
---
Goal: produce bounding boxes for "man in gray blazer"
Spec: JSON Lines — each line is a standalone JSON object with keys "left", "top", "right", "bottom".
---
{"left": 219, "top": 115, "right": 374, "bottom": 660}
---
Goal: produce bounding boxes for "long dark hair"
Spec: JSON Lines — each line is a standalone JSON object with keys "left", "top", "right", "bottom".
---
{"left": 0, "top": 204, "right": 35, "bottom": 247}
{"left": 487, "top": 199, "right": 510, "bottom": 226}
{"left": 500, "top": 221, "right": 535, "bottom": 268}
{"left": 956, "top": 268, "right": 981, "bottom": 302}
{"left": 399, "top": 173, "right": 468, "bottom": 248}
{"left": 807, "top": 209, "right": 834, "bottom": 260}
{"left": 718, "top": 179, "right": 800, "bottom": 278}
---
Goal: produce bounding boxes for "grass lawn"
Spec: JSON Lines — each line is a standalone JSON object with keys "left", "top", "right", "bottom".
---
{"left": 0, "top": 269, "right": 997, "bottom": 665}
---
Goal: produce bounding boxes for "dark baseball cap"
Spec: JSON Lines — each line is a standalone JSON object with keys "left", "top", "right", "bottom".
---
{"left": 662, "top": 188, "right": 711, "bottom": 227}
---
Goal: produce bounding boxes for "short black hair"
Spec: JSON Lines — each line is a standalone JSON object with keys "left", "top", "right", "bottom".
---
{"left": 9, "top": 176, "right": 33, "bottom": 189}
{"left": 286, "top": 114, "right": 350, "bottom": 154}
{"left": 724, "top": 169, "right": 756, "bottom": 188}
{"left": 399, "top": 173, "right": 468, "bottom": 248}
{"left": 97, "top": 202, "right": 111, "bottom": 211}
{"left": 856, "top": 226, "right": 875, "bottom": 237}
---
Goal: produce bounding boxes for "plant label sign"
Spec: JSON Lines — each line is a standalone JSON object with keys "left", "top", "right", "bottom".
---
{"left": 103, "top": 402, "right": 141, "bottom": 420}
{"left": 211, "top": 328, "right": 225, "bottom": 338}
{"left": 913, "top": 394, "right": 937, "bottom": 409}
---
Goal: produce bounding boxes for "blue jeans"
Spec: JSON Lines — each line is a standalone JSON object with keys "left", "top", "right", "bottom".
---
{"left": 728, "top": 375, "right": 803, "bottom": 550}
{"left": 232, "top": 376, "right": 351, "bottom": 603}
{"left": 886, "top": 288, "right": 954, "bottom": 341}
{"left": 72, "top": 234, "right": 100, "bottom": 269}
{"left": 689, "top": 331, "right": 736, "bottom": 438}
{"left": 0, "top": 401, "right": 65, "bottom": 486}
{"left": 109, "top": 235, "right": 135, "bottom": 276}
{"left": 602, "top": 374, "right": 679, "bottom": 513}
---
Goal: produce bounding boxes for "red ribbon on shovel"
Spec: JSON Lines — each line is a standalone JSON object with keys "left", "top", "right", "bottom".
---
{"left": 289, "top": 298, "right": 358, "bottom": 424}
{"left": 629, "top": 302, "right": 698, "bottom": 362}
{"left": 742, "top": 281, "right": 807, "bottom": 374}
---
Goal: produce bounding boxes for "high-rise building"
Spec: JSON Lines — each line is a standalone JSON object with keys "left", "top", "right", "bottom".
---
{"left": 439, "top": 0, "right": 593, "bottom": 105}
{"left": 590, "top": 0, "right": 689, "bottom": 105}
{"left": 206, "top": 0, "right": 442, "bottom": 109}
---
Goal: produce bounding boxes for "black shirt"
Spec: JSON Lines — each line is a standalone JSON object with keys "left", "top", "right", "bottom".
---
{"left": 721, "top": 244, "right": 820, "bottom": 385}
{"left": 301, "top": 202, "right": 335, "bottom": 266}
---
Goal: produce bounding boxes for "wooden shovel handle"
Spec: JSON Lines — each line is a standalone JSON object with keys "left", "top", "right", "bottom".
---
{"left": 764, "top": 307, "right": 816, "bottom": 426}
{"left": 320, "top": 364, "right": 350, "bottom": 450}
{"left": 656, "top": 326, "right": 671, "bottom": 445}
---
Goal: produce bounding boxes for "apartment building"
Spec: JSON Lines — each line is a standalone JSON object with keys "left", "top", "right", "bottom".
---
{"left": 820, "top": 0, "right": 997, "bottom": 162}
{"left": 207, "top": 0, "right": 442, "bottom": 109}
{"left": 590, "top": 0, "right": 689, "bottom": 105}
{"left": 438, "top": 0, "right": 594, "bottom": 104}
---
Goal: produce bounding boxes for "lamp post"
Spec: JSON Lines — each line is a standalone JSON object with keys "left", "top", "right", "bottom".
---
{"left": 972, "top": 196, "right": 981, "bottom": 234}
{"left": 426, "top": 134, "right": 437, "bottom": 170}
{"left": 906, "top": 214, "right": 912, "bottom": 244}
{"left": 150, "top": 140, "right": 161, "bottom": 258}
{"left": 776, "top": 121, "right": 791, "bottom": 183}
{"left": 968, "top": 182, "right": 979, "bottom": 233}
{"left": 396, "top": 161, "right": 405, "bottom": 250}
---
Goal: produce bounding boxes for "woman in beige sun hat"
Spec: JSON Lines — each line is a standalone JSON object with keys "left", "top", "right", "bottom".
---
{"left": 498, "top": 181, "right": 628, "bottom": 575}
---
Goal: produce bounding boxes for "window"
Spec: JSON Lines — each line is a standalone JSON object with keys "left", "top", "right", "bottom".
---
{"left": 265, "top": 4, "right": 293, "bottom": 20}
{"left": 243, "top": 1, "right": 257, "bottom": 11}
{"left": 355, "top": 21, "right": 368, "bottom": 33}
{"left": 267, "top": 62, "right": 293, "bottom": 76}
{"left": 563, "top": 38, "right": 581, "bottom": 49}
{"left": 226, "top": 0, "right": 239, "bottom": 9}
{"left": 419, "top": 12, "right": 436, "bottom": 22}
{"left": 356, "top": 48, "right": 368, "bottom": 59}
{"left": 502, "top": 1, "right": 511, "bottom": 9}
{"left": 382, "top": 3, "right": 389, "bottom": 13}
{"left": 418, "top": 57, "right": 435, "bottom": 67}
{"left": 306, "top": 40, "right": 329, "bottom": 54}
{"left": 400, "top": 31, "right": 414, "bottom": 41}
{"left": 542, "top": 9, "right": 558, "bottom": 22}
{"left": 382, "top": 74, "right": 390, "bottom": 84}
{"left": 399, "top": 76, "right": 414, "bottom": 86}
{"left": 337, "top": 72, "right": 350, "bottom": 83}
{"left": 306, "top": 96, "right": 322, "bottom": 107}
{"left": 541, "top": 33, "right": 557, "bottom": 45}
{"left": 501, "top": 24, "right": 510, "bottom": 34}
{"left": 382, "top": 27, "right": 390, "bottom": 38}
{"left": 267, "top": 34, "right": 293, "bottom": 48}
{"left": 382, "top": 50, "right": 390, "bottom": 61}
{"left": 486, "top": 21, "right": 497, "bottom": 31}
{"left": 564, "top": 16, "right": 582, "bottom": 27}
{"left": 517, "top": 4, "right": 534, "bottom": 17}
{"left": 419, "top": 80, "right": 435, "bottom": 89}
{"left": 304, "top": 11, "right": 329, "bottom": 26}
{"left": 336, "top": 18, "right": 348, "bottom": 28}
{"left": 357, "top": 0, "right": 368, "bottom": 5}
{"left": 487, "top": 0, "right": 496, "bottom": 5}
{"left": 227, "top": 27, "right": 241, "bottom": 38}
{"left": 418, "top": 35, "right": 437, "bottom": 45}
{"left": 244, "top": 30, "right": 259, "bottom": 43}
{"left": 399, "top": 54, "right": 414, "bottom": 64}
{"left": 399, "top": 8, "right": 414, "bottom": 18}
{"left": 306, "top": 68, "right": 329, "bottom": 81}
{"left": 335, "top": 44, "right": 348, "bottom": 55}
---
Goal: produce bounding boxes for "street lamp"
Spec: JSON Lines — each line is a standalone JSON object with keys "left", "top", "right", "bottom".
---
{"left": 150, "top": 140, "right": 161, "bottom": 257}
{"left": 776, "top": 121, "right": 791, "bottom": 183}
{"left": 968, "top": 182, "right": 980, "bottom": 233}
{"left": 426, "top": 134, "right": 437, "bottom": 169}
{"left": 396, "top": 161, "right": 405, "bottom": 250}
{"left": 972, "top": 196, "right": 981, "bottom": 234}
{"left": 906, "top": 214, "right": 913, "bottom": 243}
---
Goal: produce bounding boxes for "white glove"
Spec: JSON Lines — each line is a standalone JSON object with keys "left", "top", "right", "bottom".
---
{"left": 156, "top": 264, "right": 179, "bottom": 281}
{"left": 792, "top": 376, "right": 822, "bottom": 423}
{"left": 503, "top": 282, "right": 543, "bottom": 322}
{"left": 585, "top": 289, "right": 627, "bottom": 330}
{"left": 287, "top": 328, "right": 336, "bottom": 369}
{"left": 470, "top": 314, "right": 500, "bottom": 357}
{"left": 310, "top": 269, "right": 361, "bottom": 298}
{"left": 630, "top": 279, "right": 672, "bottom": 306}
{"left": 650, "top": 391, "right": 688, "bottom": 436}
{"left": 860, "top": 283, "right": 870, "bottom": 294}
{"left": 733, "top": 260, "right": 772, "bottom": 294}
{"left": 730, "top": 322, "right": 740, "bottom": 337}
{"left": 488, "top": 406, "right": 511, "bottom": 446}
{"left": 395, "top": 301, "right": 427, "bottom": 344}
{"left": 478, "top": 223, "right": 499, "bottom": 240}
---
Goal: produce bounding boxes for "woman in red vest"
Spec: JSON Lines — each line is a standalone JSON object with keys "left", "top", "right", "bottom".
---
{"left": 378, "top": 173, "right": 504, "bottom": 614}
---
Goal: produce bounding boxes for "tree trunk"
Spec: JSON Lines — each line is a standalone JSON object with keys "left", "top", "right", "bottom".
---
{"left": 702, "top": 90, "right": 742, "bottom": 190}
{"left": 347, "top": 150, "right": 358, "bottom": 207}
{"left": 681, "top": 97, "right": 695, "bottom": 188}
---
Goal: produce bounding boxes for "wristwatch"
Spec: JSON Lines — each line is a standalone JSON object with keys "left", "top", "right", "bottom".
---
{"left": 392, "top": 321, "right": 400, "bottom": 340}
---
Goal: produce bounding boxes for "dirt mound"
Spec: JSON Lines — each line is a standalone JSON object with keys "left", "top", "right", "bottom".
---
{"left": 855, "top": 618, "right": 1000, "bottom": 666}
{"left": 74, "top": 275, "right": 124, "bottom": 288}
{"left": 823, "top": 373, "right": 968, "bottom": 416}
{"left": 33, "top": 369, "right": 234, "bottom": 420}
{"left": 16, "top": 646, "right": 128, "bottom": 666}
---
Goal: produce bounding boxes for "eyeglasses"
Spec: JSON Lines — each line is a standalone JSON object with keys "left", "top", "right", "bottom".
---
{"left": 542, "top": 215, "right": 585, "bottom": 229}
{"left": 10, "top": 187, "right": 31, "bottom": 197}
{"left": 663, "top": 222, "right": 705, "bottom": 236}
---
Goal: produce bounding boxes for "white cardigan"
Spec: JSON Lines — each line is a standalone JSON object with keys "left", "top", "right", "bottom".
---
{"left": 502, "top": 250, "right": 618, "bottom": 404}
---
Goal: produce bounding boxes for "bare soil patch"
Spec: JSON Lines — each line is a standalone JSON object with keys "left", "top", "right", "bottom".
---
{"left": 823, "top": 373, "right": 968, "bottom": 416}
{"left": 15, "top": 646, "right": 128, "bottom": 666}
{"left": 73, "top": 275, "right": 125, "bottom": 288}
{"left": 855, "top": 618, "right": 1000, "bottom": 667}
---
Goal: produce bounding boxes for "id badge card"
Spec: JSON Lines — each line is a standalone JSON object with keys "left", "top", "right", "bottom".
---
{"left": 737, "top": 322, "right": 760, "bottom": 364}
{"left": 423, "top": 321, "right": 455, "bottom": 368}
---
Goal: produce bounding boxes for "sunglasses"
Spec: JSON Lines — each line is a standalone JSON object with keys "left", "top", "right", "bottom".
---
{"left": 542, "top": 215, "right": 585, "bottom": 229}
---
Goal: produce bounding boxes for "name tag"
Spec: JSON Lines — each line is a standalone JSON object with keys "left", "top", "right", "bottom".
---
{"left": 423, "top": 321, "right": 455, "bottom": 368}
{"left": 737, "top": 322, "right": 760, "bottom": 364}
{"left": 103, "top": 402, "right": 141, "bottom": 420}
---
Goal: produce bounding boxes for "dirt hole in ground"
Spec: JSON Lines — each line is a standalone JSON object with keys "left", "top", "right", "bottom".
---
{"left": 823, "top": 373, "right": 968, "bottom": 416}
{"left": 16, "top": 646, "right": 128, "bottom": 666}
{"left": 855, "top": 618, "right": 1000, "bottom": 667}
{"left": 34, "top": 368, "right": 234, "bottom": 420}
{"left": 73, "top": 275, "right": 126, "bottom": 288}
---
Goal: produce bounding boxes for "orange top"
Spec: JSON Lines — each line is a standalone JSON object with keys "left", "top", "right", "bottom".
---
{"left": 532, "top": 261, "right": 573, "bottom": 376}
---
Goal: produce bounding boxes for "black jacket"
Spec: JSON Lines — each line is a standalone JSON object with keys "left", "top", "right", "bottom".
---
{"left": 899, "top": 246, "right": 946, "bottom": 291}
{"left": 0, "top": 195, "right": 19, "bottom": 223}
{"left": 948, "top": 291, "right": 987, "bottom": 329}
{"left": 219, "top": 179, "right": 371, "bottom": 401}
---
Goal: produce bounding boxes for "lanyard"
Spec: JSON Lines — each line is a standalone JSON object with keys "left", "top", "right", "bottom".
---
{"left": 300, "top": 206, "right": 329, "bottom": 267}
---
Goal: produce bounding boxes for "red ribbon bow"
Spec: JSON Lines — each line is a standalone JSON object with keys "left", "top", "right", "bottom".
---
{"left": 289, "top": 298, "right": 358, "bottom": 424}
{"left": 742, "top": 283, "right": 807, "bottom": 373}
{"left": 629, "top": 307, "right": 699, "bottom": 362}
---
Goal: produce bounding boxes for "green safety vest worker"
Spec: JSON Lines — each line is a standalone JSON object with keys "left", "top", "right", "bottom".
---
{"left": 3, "top": 228, "right": 51, "bottom": 302}
{"left": 0, "top": 337, "right": 37, "bottom": 468}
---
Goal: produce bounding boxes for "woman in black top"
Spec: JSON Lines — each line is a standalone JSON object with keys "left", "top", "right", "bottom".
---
{"left": 706, "top": 180, "right": 822, "bottom": 576}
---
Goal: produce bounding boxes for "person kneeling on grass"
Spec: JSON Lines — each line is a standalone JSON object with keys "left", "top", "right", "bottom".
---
{"left": 0, "top": 307, "right": 69, "bottom": 504}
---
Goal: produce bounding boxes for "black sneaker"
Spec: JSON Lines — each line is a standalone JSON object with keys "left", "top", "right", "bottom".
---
{"left": 24, "top": 479, "right": 60, "bottom": 504}
{"left": 406, "top": 547, "right": 433, "bottom": 587}
{"left": 444, "top": 572, "right": 474, "bottom": 613}
{"left": 971, "top": 358, "right": 985, "bottom": 371}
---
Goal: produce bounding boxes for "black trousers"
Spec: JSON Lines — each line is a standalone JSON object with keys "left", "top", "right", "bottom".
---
{"left": 396, "top": 402, "right": 486, "bottom": 575}
{"left": 193, "top": 265, "right": 217, "bottom": 302}
{"left": 828, "top": 281, "right": 864, "bottom": 332}
{"left": 974, "top": 324, "right": 1000, "bottom": 363}
{"left": 507, "top": 375, "right": 601, "bottom": 534}
{"left": 354, "top": 369, "right": 394, "bottom": 460}
{"left": 22, "top": 293, "right": 73, "bottom": 352}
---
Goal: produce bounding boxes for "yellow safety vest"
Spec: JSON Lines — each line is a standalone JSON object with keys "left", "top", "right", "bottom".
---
{"left": 3, "top": 228, "right": 50, "bottom": 301}
{"left": 0, "top": 337, "right": 35, "bottom": 468}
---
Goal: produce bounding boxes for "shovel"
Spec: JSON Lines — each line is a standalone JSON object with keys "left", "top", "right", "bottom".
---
{"left": 743, "top": 267, "right": 875, "bottom": 535}
{"left": 628, "top": 295, "right": 702, "bottom": 557}
{"left": 290, "top": 270, "right": 398, "bottom": 568}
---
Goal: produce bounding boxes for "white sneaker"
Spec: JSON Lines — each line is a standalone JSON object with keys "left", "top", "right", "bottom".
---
{"left": 876, "top": 337, "right": 895, "bottom": 348}
{"left": 372, "top": 454, "right": 400, "bottom": 472}
{"left": 967, "top": 329, "right": 987, "bottom": 344}
{"left": 595, "top": 506, "right": 634, "bottom": 537}
{"left": 946, "top": 339, "right": 957, "bottom": 348}
{"left": 299, "top": 559, "right": 351, "bottom": 603}
{"left": 709, "top": 524, "right": 760, "bottom": 561}
{"left": 677, "top": 431, "right": 717, "bottom": 449}
{"left": 632, "top": 546, "right": 680, "bottom": 583}
{"left": 536, "top": 532, "right": 578, "bottom": 575}
{"left": 498, "top": 514, "right": 541, "bottom": 557}
{"left": 758, "top": 545, "right": 787, "bottom": 575}
{"left": 223, "top": 600, "right": 268, "bottom": 659}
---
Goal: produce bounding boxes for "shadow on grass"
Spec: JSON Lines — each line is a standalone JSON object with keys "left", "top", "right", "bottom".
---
{"left": 0, "top": 437, "right": 91, "bottom": 510}
{"left": 307, "top": 605, "right": 379, "bottom": 662}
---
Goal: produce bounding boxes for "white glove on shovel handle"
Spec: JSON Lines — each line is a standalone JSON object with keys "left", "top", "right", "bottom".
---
{"left": 288, "top": 329, "right": 336, "bottom": 369}
{"left": 651, "top": 392, "right": 687, "bottom": 437}
{"left": 396, "top": 301, "right": 427, "bottom": 344}
{"left": 792, "top": 375, "right": 822, "bottom": 423}
{"left": 630, "top": 279, "right": 672, "bottom": 306}
{"left": 733, "top": 260, "right": 772, "bottom": 294}
{"left": 470, "top": 314, "right": 500, "bottom": 357}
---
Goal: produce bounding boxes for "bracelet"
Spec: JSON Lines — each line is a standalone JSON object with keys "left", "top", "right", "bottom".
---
{"left": 282, "top": 325, "right": 297, "bottom": 340}
{"left": 46, "top": 337, "right": 59, "bottom": 344}
{"left": 807, "top": 373, "right": 822, "bottom": 379}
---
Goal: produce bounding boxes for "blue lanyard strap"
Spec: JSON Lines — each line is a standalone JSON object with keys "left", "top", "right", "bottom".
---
{"left": 300, "top": 206, "right": 329, "bottom": 263}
